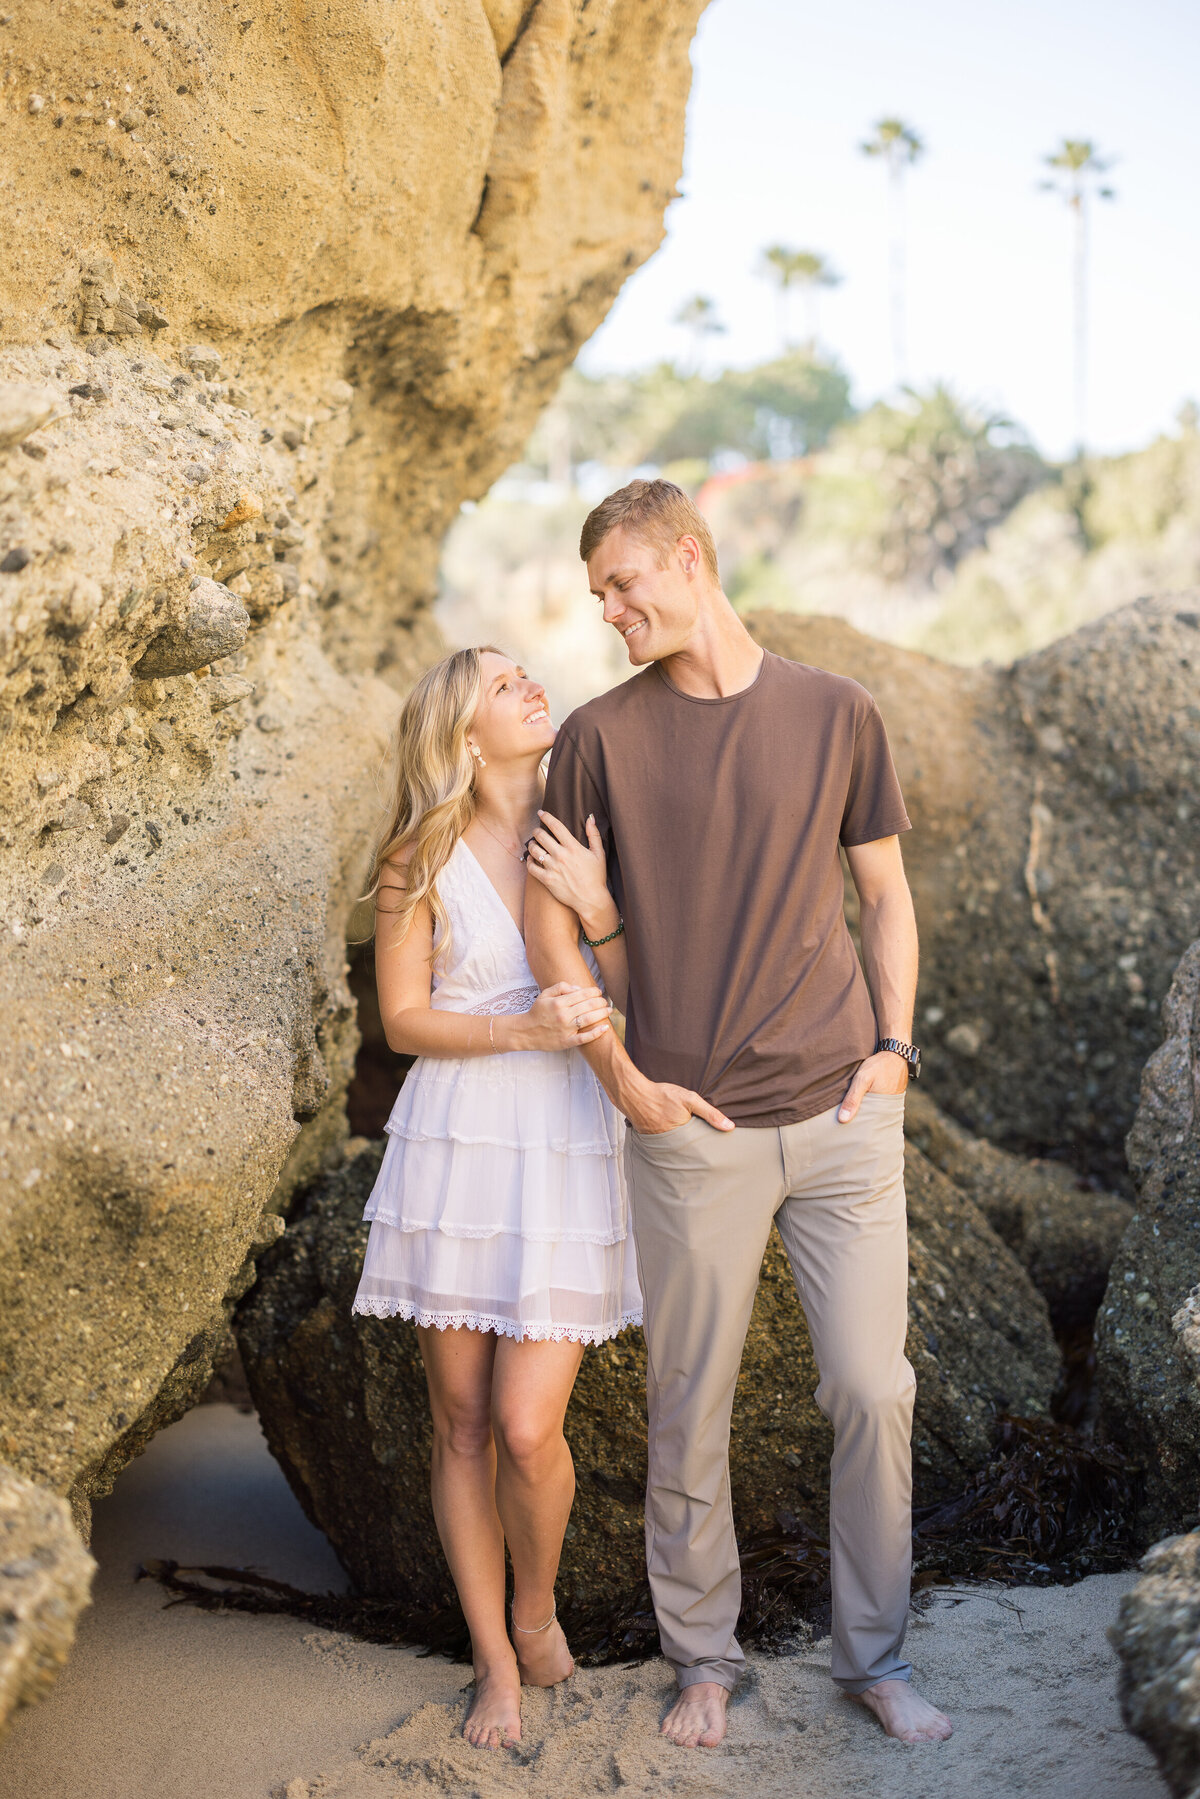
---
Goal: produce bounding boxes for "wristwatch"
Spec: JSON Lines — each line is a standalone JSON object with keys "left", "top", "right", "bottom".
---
{"left": 876, "top": 1037, "right": 921, "bottom": 1079}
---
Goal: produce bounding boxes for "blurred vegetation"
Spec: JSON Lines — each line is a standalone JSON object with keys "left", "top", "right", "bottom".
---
{"left": 526, "top": 351, "right": 853, "bottom": 471}
{"left": 799, "top": 385, "right": 1047, "bottom": 581}
{"left": 441, "top": 356, "right": 1200, "bottom": 681}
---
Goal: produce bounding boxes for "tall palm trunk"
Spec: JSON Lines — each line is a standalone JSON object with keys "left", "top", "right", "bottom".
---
{"left": 889, "top": 160, "right": 908, "bottom": 385}
{"left": 1072, "top": 190, "right": 1088, "bottom": 455}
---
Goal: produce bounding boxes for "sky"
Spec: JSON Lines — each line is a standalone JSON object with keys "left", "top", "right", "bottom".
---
{"left": 581, "top": 0, "right": 1200, "bottom": 461}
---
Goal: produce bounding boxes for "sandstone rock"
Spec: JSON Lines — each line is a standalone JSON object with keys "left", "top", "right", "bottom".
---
{"left": 0, "top": 1465, "right": 95, "bottom": 1733}
{"left": 905, "top": 1088, "right": 1132, "bottom": 1328}
{"left": 0, "top": 0, "right": 707, "bottom": 1560}
{"left": 1111, "top": 1531, "right": 1200, "bottom": 1798}
{"left": 1096, "top": 943, "right": 1200, "bottom": 1543}
{"left": 0, "top": 382, "right": 60, "bottom": 451}
{"left": 236, "top": 1135, "right": 1058, "bottom": 1619}
{"left": 133, "top": 577, "right": 250, "bottom": 678}
{"left": 746, "top": 602, "right": 1200, "bottom": 1187}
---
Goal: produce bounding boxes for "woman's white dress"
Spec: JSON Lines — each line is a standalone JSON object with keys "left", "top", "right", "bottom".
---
{"left": 351, "top": 838, "right": 642, "bottom": 1344}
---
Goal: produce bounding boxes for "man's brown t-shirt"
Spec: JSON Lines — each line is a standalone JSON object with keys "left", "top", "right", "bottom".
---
{"left": 542, "top": 649, "right": 911, "bottom": 1127}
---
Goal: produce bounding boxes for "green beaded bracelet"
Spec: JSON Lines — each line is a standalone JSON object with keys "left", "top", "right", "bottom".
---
{"left": 582, "top": 916, "right": 624, "bottom": 948}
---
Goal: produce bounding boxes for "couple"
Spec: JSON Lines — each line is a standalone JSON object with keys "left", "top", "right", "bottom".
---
{"left": 351, "top": 478, "right": 952, "bottom": 1753}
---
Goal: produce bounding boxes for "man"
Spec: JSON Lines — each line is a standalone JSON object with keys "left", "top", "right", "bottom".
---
{"left": 524, "top": 478, "right": 952, "bottom": 1752}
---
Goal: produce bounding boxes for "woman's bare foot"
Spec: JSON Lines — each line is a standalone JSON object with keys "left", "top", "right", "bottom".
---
{"left": 660, "top": 1680, "right": 729, "bottom": 1748}
{"left": 512, "top": 1615, "right": 574, "bottom": 1687}
{"left": 851, "top": 1678, "right": 952, "bottom": 1743}
{"left": 463, "top": 1655, "right": 522, "bottom": 1749}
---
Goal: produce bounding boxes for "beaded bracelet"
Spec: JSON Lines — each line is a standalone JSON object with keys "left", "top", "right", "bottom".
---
{"left": 582, "top": 916, "right": 624, "bottom": 948}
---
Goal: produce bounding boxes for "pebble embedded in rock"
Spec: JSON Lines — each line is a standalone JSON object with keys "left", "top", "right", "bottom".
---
{"left": 47, "top": 576, "right": 102, "bottom": 636}
{"left": 205, "top": 673, "right": 256, "bottom": 712}
{"left": 145, "top": 821, "right": 163, "bottom": 847}
{"left": 40, "top": 863, "right": 65, "bottom": 886}
{"left": 255, "top": 712, "right": 284, "bottom": 733}
{"left": 180, "top": 462, "right": 211, "bottom": 484}
{"left": 1, "top": 547, "right": 31, "bottom": 573}
{"left": 118, "top": 107, "right": 146, "bottom": 131}
{"left": 104, "top": 815, "right": 130, "bottom": 844}
{"left": 134, "top": 576, "right": 250, "bottom": 678}
{"left": 51, "top": 799, "right": 93, "bottom": 833}
{"left": 220, "top": 494, "right": 263, "bottom": 530}
{"left": 183, "top": 345, "right": 222, "bottom": 379}
{"left": 280, "top": 426, "right": 305, "bottom": 451}
{"left": 0, "top": 382, "right": 61, "bottom": 451}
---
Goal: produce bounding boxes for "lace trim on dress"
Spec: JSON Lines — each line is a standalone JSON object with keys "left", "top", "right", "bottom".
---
{"left": 349, "top": 1297, "right": 643, "bottom": 1344}
{"left": 465, "top": 985, "right": 540, "bottom": 1017}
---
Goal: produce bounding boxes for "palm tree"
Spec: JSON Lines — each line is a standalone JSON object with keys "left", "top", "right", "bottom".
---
{"left": 860, "top": 117, "right": 925, "bottom": 385}
{"left": 673, "top": 294, "right": 726, "bottom": 375}
{"left": 1040, "top": 139, "right": 1116, "bottom": 455}
{"left": 759, "top": 247, "right": 841, "bottom": 352}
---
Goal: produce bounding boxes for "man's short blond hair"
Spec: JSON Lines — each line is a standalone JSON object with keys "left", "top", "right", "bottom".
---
{"left": 579, "top": 478, "right": 720, "bottom": 583}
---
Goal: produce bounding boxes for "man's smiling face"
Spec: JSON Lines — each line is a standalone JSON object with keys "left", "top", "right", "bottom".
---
{"left": 586, "top": 525, "right": 703, "bottom": 666}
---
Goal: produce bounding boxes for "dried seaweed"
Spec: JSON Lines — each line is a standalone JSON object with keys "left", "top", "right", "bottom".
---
{"left": 912, "top": 1413, "right": 1139, "bottom": 1584}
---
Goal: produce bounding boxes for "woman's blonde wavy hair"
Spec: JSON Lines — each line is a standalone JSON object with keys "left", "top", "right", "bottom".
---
{"left": 362, "top": 645, "right": 506, "bottom": 965}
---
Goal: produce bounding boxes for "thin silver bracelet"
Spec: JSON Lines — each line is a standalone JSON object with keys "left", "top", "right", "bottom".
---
{"left": 511, "top": 1602, "right": 557, "bottom": 1634}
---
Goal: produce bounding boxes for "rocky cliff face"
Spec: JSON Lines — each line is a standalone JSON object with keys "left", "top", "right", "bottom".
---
{"left": 0, "top": 0, "right": 707, "bottom": 1726}
{"left": 746, "top": 601, "right": 1200, "bottom": 1189}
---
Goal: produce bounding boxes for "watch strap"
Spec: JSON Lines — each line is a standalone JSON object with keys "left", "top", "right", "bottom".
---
{"left": 876, "top": 1036, "right": 921, "bottom": 1077}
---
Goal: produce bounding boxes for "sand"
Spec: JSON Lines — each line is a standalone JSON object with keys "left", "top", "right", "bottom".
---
{"left": 1, "top": 1404, "right": 1166, "bottom": 1799}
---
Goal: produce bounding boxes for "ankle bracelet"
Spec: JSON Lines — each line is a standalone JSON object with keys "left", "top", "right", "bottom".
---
{"left": 511, "top": 1602, "right": 557, "bottom": 1634}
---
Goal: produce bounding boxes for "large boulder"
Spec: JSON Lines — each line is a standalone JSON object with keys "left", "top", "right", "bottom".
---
{"left": 1111, "top": 1531, "right": 1200, "bottom": 1799}
{"left": 905, "top": 1089, "right": 1132, "bottom": 1329}
{"left": 0, "top": 1466, "right": 95, "bottom": 1734}
{"left": 746, "top": 602, "right": 1200, "bottom": 1189}
{"left": 236, "top": 1134, "right": 1059, "bottom": 1623}
{"left": 1096, "top": 942, "right": 1200, "bottom": 1543}
{"left": 0, "top": 0, "right": 707, "bottom": 1583}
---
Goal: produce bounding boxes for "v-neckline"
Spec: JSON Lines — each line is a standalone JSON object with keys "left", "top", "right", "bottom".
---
{"left": 458, "top": 837, "right": 527, "bottom": 945}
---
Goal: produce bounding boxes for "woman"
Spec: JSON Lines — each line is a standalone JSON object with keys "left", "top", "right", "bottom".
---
{"left": 352, "top": 646, "right": 637, "bottom": 1752}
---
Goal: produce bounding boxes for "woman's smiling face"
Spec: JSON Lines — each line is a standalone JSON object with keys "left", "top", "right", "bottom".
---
{"left": 469, "top": 651, "right": 555, "bottom": 767}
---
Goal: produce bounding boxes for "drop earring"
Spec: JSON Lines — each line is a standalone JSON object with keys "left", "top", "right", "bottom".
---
{"left": 469, "top": 741, "right": 486, "bottom": 769}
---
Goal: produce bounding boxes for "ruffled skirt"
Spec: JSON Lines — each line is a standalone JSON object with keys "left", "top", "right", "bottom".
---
{"left": 351, "top": 1048, "right": 642, "bottom": 1344}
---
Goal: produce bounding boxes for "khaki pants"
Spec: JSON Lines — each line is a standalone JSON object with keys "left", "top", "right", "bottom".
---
{"left": 625, "top": 1090, "right": 915, "bottom": 1694}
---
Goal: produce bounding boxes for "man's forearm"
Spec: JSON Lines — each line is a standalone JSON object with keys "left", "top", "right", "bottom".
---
{"left": 525, "top": 886, "right": 649, "bottom": 1115}
{"left": 858, "top": 889, "right": 918, "bottom": 1041}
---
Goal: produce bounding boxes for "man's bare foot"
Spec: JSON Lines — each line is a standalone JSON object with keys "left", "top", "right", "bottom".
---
{"left": 660, "top": 1680, "right": 729, "bottom": 1749}
{"left": 463, "top": 1656, "right": 522, "bottom": 1750}
{"left": 513, "top": 1616, "right": 574, "bottom": 1688}
{"left": 851, "top": 1678, "right": 952, "bottom": 1744}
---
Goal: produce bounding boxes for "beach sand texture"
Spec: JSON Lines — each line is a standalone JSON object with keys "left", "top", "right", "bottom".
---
{"left": 1, "top": 1405, "right": 1166, "bottom": 1799}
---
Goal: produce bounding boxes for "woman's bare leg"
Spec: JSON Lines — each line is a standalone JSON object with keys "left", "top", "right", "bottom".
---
{"left": 491, "top": 1335, "right": 586, "bottom": 1687}
{"left": 417, "top": 1325, "right": 520, "bottom": 1748}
